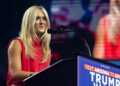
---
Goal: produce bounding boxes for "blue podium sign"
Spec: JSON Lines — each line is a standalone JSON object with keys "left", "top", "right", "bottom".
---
{"left": 78, "top": 56, "right": 120, "bottom": 86}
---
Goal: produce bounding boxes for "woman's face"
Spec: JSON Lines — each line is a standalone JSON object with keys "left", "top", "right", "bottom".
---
{"left": 34, "top": 10, "right": 47, "bottom": 34}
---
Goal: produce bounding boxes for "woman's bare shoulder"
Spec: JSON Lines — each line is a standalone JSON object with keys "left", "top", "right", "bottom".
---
{"left": 8, "top": 38, "right": 22, "bottom": 52}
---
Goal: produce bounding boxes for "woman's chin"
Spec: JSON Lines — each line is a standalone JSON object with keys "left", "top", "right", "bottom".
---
{"left": 37, "top": 30, "right": 45, "bottom": 34}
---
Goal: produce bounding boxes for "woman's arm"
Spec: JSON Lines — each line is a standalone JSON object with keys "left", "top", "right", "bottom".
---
{"left": 93, "top": 18, "right": 105, "bottom": 59}
{"left": 8, "top": 39, "right": 35, "bottom": 81}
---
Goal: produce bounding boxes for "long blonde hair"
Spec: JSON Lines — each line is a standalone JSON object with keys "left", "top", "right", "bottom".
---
{"left": 19, "top": 6, "right": 51, "bottom": 62}
{"left": 108, "top": 0, "right": 120, "bottom": 43}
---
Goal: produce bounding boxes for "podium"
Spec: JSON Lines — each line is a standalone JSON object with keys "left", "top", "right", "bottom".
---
{"left": 23, "top": 58, "right": 77, "bottom": 86}
{"left": 23, "top": 55, "right": 120, "bottom": 86}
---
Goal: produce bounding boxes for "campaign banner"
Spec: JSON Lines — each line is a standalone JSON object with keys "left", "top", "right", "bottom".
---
{"left": 78, "top": 56, "right": 120, "bottom": 86}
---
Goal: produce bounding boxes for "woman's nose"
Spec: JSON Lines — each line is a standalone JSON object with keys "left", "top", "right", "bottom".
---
{"left": 40, "top": 18, "right": 44, "bottom": 23}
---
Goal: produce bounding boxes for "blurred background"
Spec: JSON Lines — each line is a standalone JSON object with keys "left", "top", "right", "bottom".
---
{"left": 0, "top": 0, "right": 109, "bottom": 85}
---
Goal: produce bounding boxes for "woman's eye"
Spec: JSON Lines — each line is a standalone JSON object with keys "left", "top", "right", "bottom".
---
{"left": 36, "top": 16, "right": 40, "bottom": 20}
{"left": 43, "top": 17, "right": 46, "bottom": 20}
{"left": 36, "top": 16, "right": 46, "bottom": 21}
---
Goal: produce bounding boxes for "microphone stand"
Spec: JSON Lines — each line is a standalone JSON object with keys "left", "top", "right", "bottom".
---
{"left": 50, "top": 25, "right": 92, "bottom": 61}
{"left": 65, "top": 26, "right": 92, "bottom": 57}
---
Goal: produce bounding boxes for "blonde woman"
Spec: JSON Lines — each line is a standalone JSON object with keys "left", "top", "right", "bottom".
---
{"left": 7, "top": 5, "right": 51, "bottom": 86}
{"left": 93, "top": 0, "right": 120, "bottom": 60}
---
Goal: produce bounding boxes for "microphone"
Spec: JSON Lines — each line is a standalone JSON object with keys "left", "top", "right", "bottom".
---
{"left": 48, "top": 25, "right": 92, "bottom": 57}
{"left": 47, "top": 25, "right": 72, "bottom": 34}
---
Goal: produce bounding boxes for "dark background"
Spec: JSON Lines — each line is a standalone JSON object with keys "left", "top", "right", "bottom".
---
{"left": 0, "top": 0, "right": 109, "bottom": 85}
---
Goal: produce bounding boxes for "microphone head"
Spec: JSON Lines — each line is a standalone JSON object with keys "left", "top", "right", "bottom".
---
{"left": 47, "top": 25, "right": 73, "bottom": 34}
{"left": 47, "top": 29, "right": 62, "bottom": 34}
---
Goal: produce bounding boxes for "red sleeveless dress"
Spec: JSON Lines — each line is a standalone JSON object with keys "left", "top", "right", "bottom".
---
{"left": 102, "top": 16, "right": 120, "bottom": 60}
{"left": 7, "top": 38, "right": 51, "bottom": 86}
